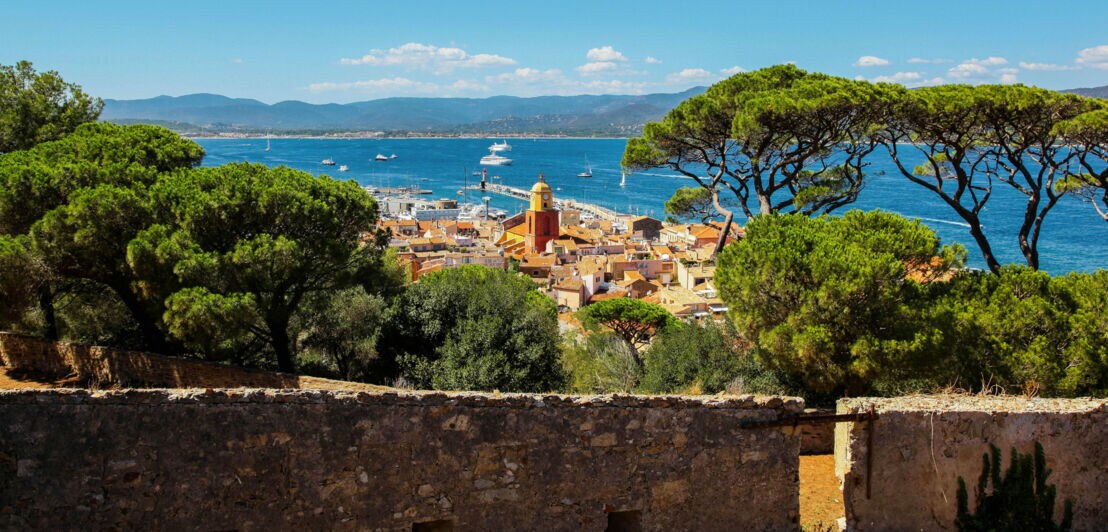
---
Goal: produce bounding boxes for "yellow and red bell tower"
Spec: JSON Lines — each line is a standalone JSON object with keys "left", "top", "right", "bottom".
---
{"left": 525, "top": 174, "right": 559, "bottom": 254}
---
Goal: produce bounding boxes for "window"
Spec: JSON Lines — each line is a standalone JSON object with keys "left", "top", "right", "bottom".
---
{"left": 606, "top": 510, "right": 642, "bottom": 532}
{"left": 412, "top": 519, "right": 454, "bottom": 532}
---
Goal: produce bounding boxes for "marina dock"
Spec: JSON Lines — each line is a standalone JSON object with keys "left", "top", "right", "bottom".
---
{"left": 464, "top": 184, "right": 627, "bottom": 221}
{"left": 366, "top": 186, "right": 433, "bottom": 195}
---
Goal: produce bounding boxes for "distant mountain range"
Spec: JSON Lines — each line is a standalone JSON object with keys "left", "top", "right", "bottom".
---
{"left": 101, "top": 84, "right": 1107, "bottom": 137}
{"left": 1062, "top": 85, "right": 1108, "bottom": 99}
{"left": 100, "top": 89, "right": 707, "bottom": 137}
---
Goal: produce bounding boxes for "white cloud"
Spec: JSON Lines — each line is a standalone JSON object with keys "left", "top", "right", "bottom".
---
{"left": 230, "top": 58, "right": 244, "bottom": 64}
{"left": 857, "top": 71, "right": 946, "bottom": 87}
{"left": 907, "top": 57, "right": 952, "bottom": 64}
{"left": 644, "top": 56, "right": 662, "bottom": 65}
{"left": 484, "top": 68, "right": 648, "bottom": 96}
{"left": 720, "top": 66, "right": 745, "bottom": 76}
{"left": 577, "top": 46, "right": 639, "bottom": 76}
{"left": 488, "top": 67, "right": 565, "bottom": 84}
{"left": 948, "top": 57, "right": 1013, "bottom": 82}
{"left": 1076, "top": 45, "right": 1108, "bottom": 69}
{"left": 667, "top": 68, "right": 716, "bottom": 83}
{"left": 854, "top": 55, "right": 891, "bottom": 67}
{"left": 870, "top": 71, "right": 922, "bottom": 83}
{"left": 576, "top": 61, "right": 619, "bottom": 75}
{"left": 948, "top": 62, "right": 989, "bottom": 78}
{"left": 339, "top": 42, "right": 516, "bottom": 73}
{"left": 1018, "top": 61, "right": 1076, "bottom": 71}
{"left": 585, "top": 46, "right": 628, "bottom": 63}
{"left": 307, "top": 77, "right": 442, "bottom": 93}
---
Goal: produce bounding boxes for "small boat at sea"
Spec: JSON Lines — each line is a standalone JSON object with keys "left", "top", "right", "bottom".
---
{"left": 322, "top": 158, "right": 336, "bottom": 166}
{"left": 577, "top": 155, "right": 593, "bottom": 178}
{"left": 265, "top": 131, "right": 271, "bottom": 152}
{"left": 620, "top": 171, "right": 626, "bottom": 187}
{"left": 480, "top": 150, "right": 513, "bottom": 166}
{"left": 375, "top": 154, "right": 388, "bottom": 161}
{"left": 339, "top": 165, "right": 349, "bottom": 172}
{"left": 390, "top": 154, "right": 398, "bottom": 159}
{"left": 489, "top": 140, "right": 512, "bottom": 152}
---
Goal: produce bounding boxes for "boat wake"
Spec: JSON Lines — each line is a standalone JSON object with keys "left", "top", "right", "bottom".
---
{"left": 911, "top": 216, "right": 972, "bottom": 228}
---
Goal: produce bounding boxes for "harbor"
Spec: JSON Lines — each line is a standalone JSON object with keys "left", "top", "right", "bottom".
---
{"left": 463, "top": 183, "right": 628, "bottom": 221}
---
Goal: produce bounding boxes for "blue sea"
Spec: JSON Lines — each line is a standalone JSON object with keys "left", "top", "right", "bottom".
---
{"left": 196, "top": 138, "right": 1108, "bottom": 274}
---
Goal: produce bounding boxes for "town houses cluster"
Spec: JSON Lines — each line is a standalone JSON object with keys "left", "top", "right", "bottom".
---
{"left": 376, "top": 175, "right": 740, "bottom": 320}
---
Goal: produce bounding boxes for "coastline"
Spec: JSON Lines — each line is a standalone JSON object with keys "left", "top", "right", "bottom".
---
{"left": 185, "top": 134, "right": 631, "bottom": 140}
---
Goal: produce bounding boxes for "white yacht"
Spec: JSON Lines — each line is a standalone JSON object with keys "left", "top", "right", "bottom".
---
{"left": 479, "top": 151, "right": 513, "bottom": 166}
{"left": 389, "top": 154, "right": 398, "bottom": 159}
{"left": 322, "top": 158, "right": 335, "bottom": 166}
{"left": 339, "top": 165, "right": 349, "bottom": 172}
{"left": 577, "top": 155, "right": 593, "bottom": 178}
{"left": 489, "top": 140, "right": 512, "bottom": 152}
{"left": 375, "top": 154, "right": 388, "bottom": 161}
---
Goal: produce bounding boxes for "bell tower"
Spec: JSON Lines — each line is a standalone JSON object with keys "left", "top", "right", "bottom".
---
{"left": 525, "top": 174, "right": 559, "bottom": 254}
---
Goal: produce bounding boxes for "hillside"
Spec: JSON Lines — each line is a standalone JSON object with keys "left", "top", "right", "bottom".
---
{"left": 100, "top": 89, "right": 706, "bottom": 136}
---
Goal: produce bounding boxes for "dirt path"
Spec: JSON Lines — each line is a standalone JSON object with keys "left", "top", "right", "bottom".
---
{"left": 800, "top": 454, "right": 842, "bottom": 530}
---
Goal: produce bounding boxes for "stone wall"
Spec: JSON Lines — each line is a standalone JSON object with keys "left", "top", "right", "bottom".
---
{"left": 0, "top": 389, "right": 804, "bottom": 531}
{"left": 836, "top": 396, "right": 1108, "bottom": 531}
{"left": 0, "top": 332, "right": 386, "bottom": 391}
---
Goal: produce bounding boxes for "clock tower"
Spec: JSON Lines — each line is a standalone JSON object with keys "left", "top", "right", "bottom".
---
{"left": 525, "top": 174, "right": 559, "bottom": 254}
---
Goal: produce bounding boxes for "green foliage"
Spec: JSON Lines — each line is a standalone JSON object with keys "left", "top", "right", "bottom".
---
{"left": 561, "top": 331, "right": 643, "bottom": 394}
{"left": 956, "top": 442, "right": 1073, "bottom": 532}
{"left": 716, "top": 210, "right": 964, "bottom": 396}
{"left": 664, "top": 186, "right": 718, "bottom": 224}
{"left": 883, "top": 84, "right": 1102, "bottom": 271}
{"left": 300, "top": 286, "right": 388, "bottom": 381}
{"left": 1053, "top": 109, "right": 1108, "bottom": 223}
{"left": 0, "top": 60, "right": 103, "bottom": 153}
{"left": 931, "top": 267, "right": 1108, "bottom": 396}
{"left": 0, "top": 122, "right": 204, "bottom": 347}
{"left": 575, "top": 297, "right": 677, "bottom": 361}
{"left": 625, "top": 65, "right": 898, "bottom": 220}
{"left": 0, "top": 234, "right": 41, "bottom": 325}
{"left": 380, "top": 265, "right": 564, "bottom": 392}
{"left": 641, "top": 320, "right": 741, "bottom": 394}
{"left": 50, "top": 281, "right": 144, "bottom": 350}
{"left": 131, "top": 162, "right": 384, "bottom": 371}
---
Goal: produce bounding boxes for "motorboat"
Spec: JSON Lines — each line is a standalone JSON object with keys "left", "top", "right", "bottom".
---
{"left": 390, "top": 154, "right": 398, "bottom": 159}
{"left": 479, "top": 151, "right": 513, "bottom": 166}
{"left": 375, "top": 154, "right": 388, "bottom": 161}
{"left": 339, "top": 165, "right": 349, "bottom": 172}
{"left": 489, "top": 140, "right": 512, "bottom": 152}
{"left": 322, "top": 158, "right": 336, "bottom": 166}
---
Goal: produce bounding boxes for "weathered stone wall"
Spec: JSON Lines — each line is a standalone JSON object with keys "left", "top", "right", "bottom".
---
{"left": 0, "top": 389, "right": 804, "bottom": 531}
{"left": 836, "top": 396, "right": 1108, "bottom": 531}
{"left": 0, "top": 332, "right": 386, "bottom": 391}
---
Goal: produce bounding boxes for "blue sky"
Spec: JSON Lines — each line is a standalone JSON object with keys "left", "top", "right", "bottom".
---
{"left": 3, "top": 0, "right": 1107, "bottom": 103}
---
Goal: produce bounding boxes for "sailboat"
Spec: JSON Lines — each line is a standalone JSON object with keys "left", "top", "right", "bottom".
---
{"left": 620, "top": 171, "right": 626, "bottom": 187}
{"left": 577, "top": 155, "right": 593, "bottom": 178}
{"left": 265, "top": 131, "right": 271, "bottom": 152}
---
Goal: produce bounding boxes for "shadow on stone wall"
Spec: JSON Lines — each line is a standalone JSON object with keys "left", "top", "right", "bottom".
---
{"left": 0, "top": 332, "right": 386, "bottom": 391}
